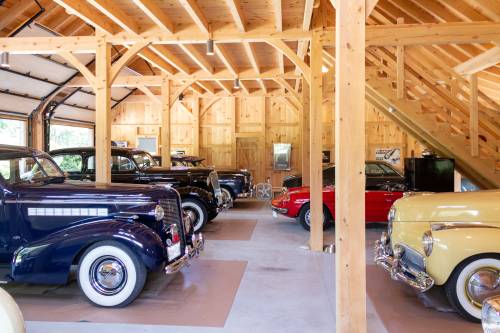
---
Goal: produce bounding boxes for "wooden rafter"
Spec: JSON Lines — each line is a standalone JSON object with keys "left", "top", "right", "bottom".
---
{"left": 52, "top": 0, "right": 119, "bottom": 34}
{"left": 215, "top": 44, "right": 238, "bottom": 76}
{"left": 131, "top": 0, "right": 175, "bottom": 33}
{"left": 266, "top": 39, "right": 311, "bottom": 84}
{"left": 330, "top": 0, "right": 380, "bottom": 18}
{"left": 216, "top": 80, "right": 232, "bottom": 94}
{"left": 454, "top": 46, "right": 500, "bottom": 75}
{"left": 150, "top": 45, "right": 191, "bottom": 74}
{"left": 243, "top": 42, "right": 260, "bottom": 74}
{"left": 178, "top": 0, "right": 210, "bottom": 34}
{"left": 180, "top": 44, "right": 213, "bottom": 74}
{"left": 0, "top": 0, "right": 36, "bottom": 31}
{"left": 225, "top": 0, "right": 246, "bottom": 32}
{"left": 196, "top": 81, "right": 215, "bottom": 95}
{"left": 272, "top": 0, "right": 282, "bottom": 32}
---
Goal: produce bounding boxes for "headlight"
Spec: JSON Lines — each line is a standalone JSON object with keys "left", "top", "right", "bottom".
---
{"left": 482, "top": 297, "right": 500, "bottom": 333}
{"left": 206, "top": 176, "right": 210, "bottom": 186}
{"left": 154, "top": 205, "right": 165, "bottom": 221}
{"left": 387, "top": 206, "right": 396, "bottom": 236}
{"left": 422, "top": 231, "right": 433, "bottom": 256}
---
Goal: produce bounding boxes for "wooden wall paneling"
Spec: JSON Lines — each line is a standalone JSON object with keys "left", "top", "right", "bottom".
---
{"left": 309, "top": 30, "right": 323, "bottom": 252}
{"left": 335, "top": 0, "right": 367, "bottom": 331}
{"left": 231, "top": 96, "right": 237, "bottom": 168}
{"left": 193, "top": 97, "right": 200, "bottom": 155}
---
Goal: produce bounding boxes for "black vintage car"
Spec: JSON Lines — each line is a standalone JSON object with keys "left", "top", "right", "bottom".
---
{"left": 162, "top": 155, "right": 253, "bottom": 201}
{"left": 50, "top": 147, "right": 228, "bottom": 232}
{"left": 0, "top": 145, "right": 203, "bottom": 307}
{"left": 282, "top": 161, "right": 406, "bottom": 190}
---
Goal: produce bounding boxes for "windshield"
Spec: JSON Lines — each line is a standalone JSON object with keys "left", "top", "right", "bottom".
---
{"left": 132, "top": 152, "right": 157, "bottom": 169}
{"left": 0, "top": 156, "right": 64, "bottom": 185}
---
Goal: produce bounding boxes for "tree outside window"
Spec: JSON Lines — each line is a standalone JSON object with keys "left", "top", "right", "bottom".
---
{"left": 0, "top": 118, "right": 26, "bottom": 147}
{"left": 49, "top": 124, "right": 93, "bottom": 150}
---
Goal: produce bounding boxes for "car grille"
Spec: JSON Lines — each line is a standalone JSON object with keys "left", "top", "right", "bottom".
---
{"left": 401, "top": 244, "right": 426, "bottom": 272}
{"left": 159, "top": 198, "right": 186, "bottom": 250}
{"left": 209, "top": 171, "right": 223, "bottom": 204}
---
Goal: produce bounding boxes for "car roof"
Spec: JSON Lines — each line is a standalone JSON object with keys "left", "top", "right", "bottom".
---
{"left": 50, "top": 146, "right": 150, "bottom": 155}
{"left": 0, "top": 145, "right": 48, "bottom": 158}
{"left": 171, "top": 154, "right": 204, "bottom": 162}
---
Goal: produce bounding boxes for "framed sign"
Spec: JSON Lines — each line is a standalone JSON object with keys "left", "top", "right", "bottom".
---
{"left": 273, "top": 143, "right": 291, "bottom": 171}
{"left": 375, "top": 148, "right": 401, "bottom": 165}
{"left": 137, "top": 135, "right": 158, "bottom": 154}
{"left": 322, "top": 150, "right": 331, "bottom": 163}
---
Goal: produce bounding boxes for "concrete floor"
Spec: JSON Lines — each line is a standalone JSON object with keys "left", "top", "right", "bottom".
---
{"left": 21, "top": 199, "right": 481, "bottom": 333}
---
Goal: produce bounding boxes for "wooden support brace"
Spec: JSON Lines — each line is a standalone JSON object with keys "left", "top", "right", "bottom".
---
{"left": 265, "top": 39, "right": 311, "bottom": 85}
{"left": 468, "top": 73, "right": 479, "bottom": 157}
{"left": 58, "top": 51, "right": 96, "bottom": 90}
{"left": 160, "top": 77, "right": 171, "bottom": 167}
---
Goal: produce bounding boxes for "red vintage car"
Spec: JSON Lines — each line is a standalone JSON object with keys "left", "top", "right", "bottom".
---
{"left": 271, "top": 185, "right": 404, "bottom": 230}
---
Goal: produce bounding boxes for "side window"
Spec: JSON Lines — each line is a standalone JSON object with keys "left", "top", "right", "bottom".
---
{"left": 0, "top": 160, "right": 10, "bottom": 181}
{"left": 112, "top": 155, "right": 136, "bottom": 172}
{"left": 365, "top": 163, "right": 384, "bottom": 176}
{"left": 323, "top": 167, "right": 335, "bottom": 185}
{"left": 379, "top": 163, "right": 400, "bottom": 176}
{"left": 53, "top": 154, "right": 83, "bottom": 173}
{"left": 86, "top": 155, "right": 95, "bottom": 173}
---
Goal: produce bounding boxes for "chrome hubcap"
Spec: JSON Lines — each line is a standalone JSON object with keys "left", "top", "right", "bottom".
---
{"left": 90, "top": 256, "right": 127, "bottom": 296}
{"left": 305, "top": 209, "right": 324, "bottom": 226}
{"left": 466, "top": 267, "right": 499, "bottom": 308}
{"left": 183, "top": 206, "right": 201, "bottom": 230}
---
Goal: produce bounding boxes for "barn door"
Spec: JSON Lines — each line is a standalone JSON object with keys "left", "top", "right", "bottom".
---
{"left": 236, "top": 136, "right": 263, "bottom": 183}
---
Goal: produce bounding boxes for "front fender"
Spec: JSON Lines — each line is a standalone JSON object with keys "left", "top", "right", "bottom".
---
{"left": 11, "top": 219, "right": 166, "bottom": 285}
{"left": 176, "top": 186, "right": 217, "bottom": 209}
{"left": 426, "top": 227, "right": 500, "bottom": 285}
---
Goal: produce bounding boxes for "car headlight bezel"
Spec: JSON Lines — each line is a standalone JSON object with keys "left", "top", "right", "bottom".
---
{"left": 154, "top": 205, "right": 165, "bottom": 221}
{"left": 422, "top": 230, "right": 434, "bottom": 256}
{"left": 482, "top": 297, "right": 500, "bottom": 333}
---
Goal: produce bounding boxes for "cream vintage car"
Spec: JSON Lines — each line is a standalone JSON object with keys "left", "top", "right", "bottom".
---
{"left": 375, "top": 189, "right": 500, "bottom": 322}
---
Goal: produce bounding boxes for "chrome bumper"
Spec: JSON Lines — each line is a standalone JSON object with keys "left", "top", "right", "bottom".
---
{"left": 374, "top": 234, "right": 434, "bottom": 292}
{"left": 165, "top": 233, "right": 205, "bottom": 274}
{"left": 271, "top": 206, "right": 288, "bottom": 214}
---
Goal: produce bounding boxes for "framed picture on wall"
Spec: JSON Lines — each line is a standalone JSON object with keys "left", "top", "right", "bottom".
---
{"left": 137, "top": 135, "right": 159, "bottom": 154}
{"left": 375, "top": 148, "right": 401, "bottom": 165}
{"left": 273, "top": 143, "right": 291, "bottom": 171}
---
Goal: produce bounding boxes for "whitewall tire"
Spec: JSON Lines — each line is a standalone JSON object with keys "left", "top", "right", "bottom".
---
{"left": 182, "top": 198, "right": 208, "bottom": 233}
{"left": 445, "top": 256, "right": 500, "bottom": 322}
{"left": 77, "top": 241, "right": 146, "bottom": 307}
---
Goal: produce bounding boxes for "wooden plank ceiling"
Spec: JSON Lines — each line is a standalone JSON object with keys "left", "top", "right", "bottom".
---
{"left": 0, "top": 0, "right": 499, "bottom": 103}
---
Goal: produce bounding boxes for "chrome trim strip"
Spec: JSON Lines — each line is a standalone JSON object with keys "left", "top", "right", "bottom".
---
{"left": 431, "top": 222, "right": 500, "bottom": 231}
{"left": 5, "top": 200, "right": 156, "bottom": 205}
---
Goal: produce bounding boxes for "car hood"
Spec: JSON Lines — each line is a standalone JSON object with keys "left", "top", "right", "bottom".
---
{"left": 9, "top": 180, "right": 177, "bottom": 204}
{"left": 393, "top": 190, "right": 500, "bottom": 223}
{"left": 147, "top": 166, "right": 212, "bottom": 175}
{"left": 217, "top": 169, "right": 250, "bottom": 176}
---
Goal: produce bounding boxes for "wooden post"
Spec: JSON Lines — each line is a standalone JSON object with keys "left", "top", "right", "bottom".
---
{"left": 468, "top": 73, "right": 478, "bottom": 157}
{"left": 301, "top": 78, "right": 311, "bottom": 186}
{"left": 335, "top": 0, "right": 367, "bottom": 332}
{"left": 396, "top": 18, "right": 405, "bottom": 100}
{"left": 95, "top": 32, "right": 112, "bottom": 184}
{"left": 261, "top": 96, "right": 267, "bottom": 183}
{"left": 230, "top": 96, "right": 237, "bottom": 168}
{"left": 309, "top": 29, "right": 323, "bottom": 252}
{"left": 193, "top": 97, "right": 200, "bottom": 156}
{"left": 161, "top": 77, "right": 171, "bottom": 167}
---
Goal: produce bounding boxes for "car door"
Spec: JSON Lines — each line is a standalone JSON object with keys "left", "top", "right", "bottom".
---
{"left": 365, "top": 190, "right": 394, "bottom": 222}
{"left": 0, "top": 181, "right": 11, "bottom": 263}
{"left": 111, "top": 154, "right": 140, "bottom": 184}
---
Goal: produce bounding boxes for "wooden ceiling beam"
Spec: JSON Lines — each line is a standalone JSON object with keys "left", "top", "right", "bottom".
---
{"left": 178, "top": 0, "right": 210, "bottom": 35}
{"left": 454, "top": 46, "right": 500, "bottom": 75}
{"left": 243, "top": 42, "right": 260, "bottom": 74}
{"left": 258, "top": 79, "right": 267, "bottom": 93}
{"left": 216, "top": 80, "right": 232, "bottom": 94}
{"left": 272, "top": 0, "right": 282, "bottom": 32}
{"left": 131, "top": 0, "right": 175, "bottom": 33}
{"left": 150, "top": 45, "right": 191, "bottom": 74}
{"left": 330, "top": 0, "right": 381, "bottom": 19}
{"left": 0, "top": 0, "right": 36, "bottom": 32}
{"left": 87, "top": 0, "right": 140, "bottom": 34}
{"left": 52, "top": 0, "right": 119, "bottom": 34}
{"left": 180, "top": 43, "right": 213, "bottom": 74}
{"left": 196, "top": 81, "right": 215, "bottom": 95}
{"left": 225, "top": 0, "right": 246, "bottom": 32}
{"left": 68, "top": 70, "right": 301, "bottom": 87}
{"left": 215, "top": 44, "right": 238, "bottom": 76}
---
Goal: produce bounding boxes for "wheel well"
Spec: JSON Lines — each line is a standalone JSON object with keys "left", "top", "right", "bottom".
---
{"left": 220, "top": 185, "right": 236, "bottom": 198}
{"left": 445, "top": 252, "right": 500, "bottom": 284}
{"left": 299, "top": 202, "right": 333, "bottom": 221}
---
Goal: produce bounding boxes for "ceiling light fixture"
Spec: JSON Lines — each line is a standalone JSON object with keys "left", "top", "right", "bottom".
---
{"left": 206, "top": 39, "right": 214, "bottom": 56}
{"left": 321, "top": 64, "right": 329, "bottom": 73}
{"left": 1, "top": 52, "right": 10, "bottom": 68}
{"left": 179, "top": 93, "right": 184, "bottom": 101}
{"left": 234, "top": 78, "right": 240, "bottom": 89}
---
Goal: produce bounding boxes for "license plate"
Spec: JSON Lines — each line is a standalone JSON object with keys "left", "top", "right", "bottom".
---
{"left": 272, "top": 211, "right": 278, "bottom": 218}
{"left": 167, "top": 242, "right": 181, "bottom": 260}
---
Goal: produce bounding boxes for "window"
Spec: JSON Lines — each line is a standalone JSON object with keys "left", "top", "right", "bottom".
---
{"left": 132, "top": 152, "right": 157, "bottom": 169}
{"left": 53, "top": 154, "right": 83, "bottom": 173}
{"left": 0, "top": 156, "right": 63, "bottom": 185}
{"left": 112, "top": 156, "right": 136, "bottom": 172}
{"left": 379, "top": 163, "right": 401, "bottom": 176}
{"left": 49, "top": 124, "right": 93, "bottom": 150}
{"left": 0, "top": 118, "right": 26, "bottom": 147}
{"left": 365, "top": 163, "right": 385, "bottom": 176}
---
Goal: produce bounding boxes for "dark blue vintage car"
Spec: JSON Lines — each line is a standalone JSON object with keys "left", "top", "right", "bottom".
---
{"left": 0, "top": 145, "right": 204, "bottom": 307}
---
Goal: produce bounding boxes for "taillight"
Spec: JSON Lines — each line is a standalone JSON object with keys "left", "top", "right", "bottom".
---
{"left": 166, "top": 224, "right": 181, "bottom": 245}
